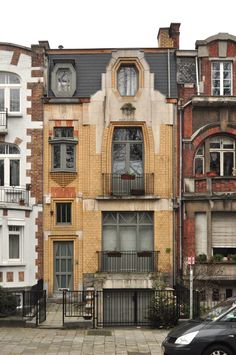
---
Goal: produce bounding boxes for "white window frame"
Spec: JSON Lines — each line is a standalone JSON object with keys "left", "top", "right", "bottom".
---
{"left": 0, "top": 143, "right": 20, "bottom": 187}
{"left": 211, "top": 61, "right": 232, "bottom": 96}
{"left": 8, "top": 226, "right": 22, "bottom": 263}
{"left": 209, "top": 137, "right": 235, "bottom": 176}
{"left": 0, "top": 72, "right": 21, "bottom": 114}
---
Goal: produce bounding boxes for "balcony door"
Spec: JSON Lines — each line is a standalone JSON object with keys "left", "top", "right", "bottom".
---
{"left": 112, "top": 127, "right": 143, "bottom": 195}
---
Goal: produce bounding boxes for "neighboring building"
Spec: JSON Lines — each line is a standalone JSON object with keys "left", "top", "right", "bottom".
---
{"left": 43, "top": 22, "right": 180, "bottom": 320}
{"left": 0, "top": 43, "right": 45, "bottom": 290}
{"left": 177, "top": 33, "right": 236, "bottom": 301}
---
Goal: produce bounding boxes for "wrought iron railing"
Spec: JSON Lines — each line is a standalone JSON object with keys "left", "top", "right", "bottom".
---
{"left": 97, "top": 251, "right": 158, "bottom": 272}
{"left": 102, "top": 173, "right": 154, "bottom": 196}
{"left": 0, "top": 187, "right": 29, "bottom": 205}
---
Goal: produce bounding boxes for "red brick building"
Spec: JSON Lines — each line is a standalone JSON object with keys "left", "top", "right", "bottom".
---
{"left": 177, "top": 33, "right": 236, "bottom": 301}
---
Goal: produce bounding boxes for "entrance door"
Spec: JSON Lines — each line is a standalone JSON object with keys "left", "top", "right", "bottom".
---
{"left": 54, "top": 241, "right": 73, "bottom": 291}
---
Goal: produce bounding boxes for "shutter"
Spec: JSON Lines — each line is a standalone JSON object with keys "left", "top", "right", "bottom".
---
{"left": 195, "top": 213, "right": 207, "bottom": 255}
{"left": 212, "top": 213, "right": 236, "bottom": 247}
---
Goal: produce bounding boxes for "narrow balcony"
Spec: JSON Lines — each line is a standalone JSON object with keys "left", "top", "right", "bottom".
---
{"left": 0, "top": 110, "right": 8, "bottom": 134}
{"left": 184, "top": 175, "right": 236, "bottom": 199}
{"left": 97, "top": 251, "right": 158, "bottom": 273}
{"left": 102, "top": 173, "right": 154, "bottom": 197}
{"left": 194, "top": 261, "right": 236, "bottom": 281}
{"left": 0, "top": 187, "right": 29, "bottom": 206}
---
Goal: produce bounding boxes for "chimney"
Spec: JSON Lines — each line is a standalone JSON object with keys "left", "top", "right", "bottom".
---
{"left": 158, "top": 23, "right": 181, "bottom": 49}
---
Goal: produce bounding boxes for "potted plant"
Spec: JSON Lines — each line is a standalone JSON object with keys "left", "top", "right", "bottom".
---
{"left": 121, "top": 173, "right": 135, "bottom": 180}
{"left": 211, "top": 253, "right": 224, "bottom": 262}
{"left": 19, "top": 198, "right": 25, "bottom": 206}
{"left": 137, "top": 251, "right": 152, "bottom": 257}
{"left": 196, "top": 253, "right": 207, "bottom": 263}
{"left": 107, "top": 251, "right": 122, "bottom": 257}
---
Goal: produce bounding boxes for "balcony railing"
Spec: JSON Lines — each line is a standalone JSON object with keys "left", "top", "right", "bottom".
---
{"left": 0, "top": 187, "right": 29, "bottom": 206}
{"left": 102, "top": 173, "right": 154, "bottom": 197}
{"left": 194, "top": 261, "right": 236, "bottom": 281}
{"left": 184, "top": 176, "right": 236, "bottom": 196}
{"left": 98, "top": 251, "right": 158, "bottom": 273}
{"left": 0, "top": 110, "right": 7, "bottom": 132}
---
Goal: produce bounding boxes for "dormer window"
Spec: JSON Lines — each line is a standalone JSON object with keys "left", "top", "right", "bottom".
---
{"left": 51, "top": 63, "right": 76, "bottom": 97}
{"left": 212, "top": 61, "right": 232, "bottom": 96}
{"left": 117, "top": 65, "right": 138, "bottom": 96}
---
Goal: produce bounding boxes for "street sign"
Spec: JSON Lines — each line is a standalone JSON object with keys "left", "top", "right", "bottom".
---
{"left": 188, "top": 256, "right": 195, "bottom": 265}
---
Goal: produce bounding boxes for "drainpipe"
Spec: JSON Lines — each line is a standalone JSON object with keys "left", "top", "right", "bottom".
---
{"left": 195, "top": 56, "right": 200, "bottom": 96}
{"left": 167, "top": 49, "right": 171, "bottom": 98}
{"left": 172, "top": 103, "right": 177, "bottom": 286}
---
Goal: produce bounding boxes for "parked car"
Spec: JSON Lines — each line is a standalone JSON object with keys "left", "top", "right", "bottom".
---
{"left": 162, "top": 297, "right": 236, "bottom": 355}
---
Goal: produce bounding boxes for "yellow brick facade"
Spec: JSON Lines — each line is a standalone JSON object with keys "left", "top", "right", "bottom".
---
{"left": 43, "top": 50, "right": 176, "bottom": 296}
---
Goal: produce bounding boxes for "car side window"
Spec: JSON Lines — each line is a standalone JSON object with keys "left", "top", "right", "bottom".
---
{"left": 221, "top": 309, "right": 236, "bottom": 322}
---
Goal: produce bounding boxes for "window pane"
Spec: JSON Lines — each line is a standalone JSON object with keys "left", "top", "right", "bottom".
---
{"left": 130, "top": 143, "right": 143, "bottom": 175}
{"left": 224, "top": 152, "right": 233, "bottom": 176}
{"left": 10, "top": 89, "right": 20, "bottom": 112}
{"left": 113, "top": 127, "right": 142, "bottom": 141}
{"left": 56, "top": 69, "right": 72, "bottom": 93}
{"left": 56, "top": 203, "right": 71, "bottom": 224}
{"left": 54, "top": 127, "right": 73, "bottom": 138}
{"left": 195, "top": 157, "right": 204, "bottom": 174}
{"left": 139, "top": 226, "right": 153, "bottom": 251}
{"left": 10, "top": 160, "right": 19, "bottom": 186}
{"left": 9, "top": 234, "right": 19, "bottom": 259}
{"left": 0, "top": 73, "right": 6, "bottom": 84}
{"left": 9, "top": 145, "right": 20, "bottom": 154}
{"left": 210, "top": 152, "right": 220, "bottom": 175}
{"left": 8, "top": 73, "right": 20, "bottom": 84}
{"left": 118, "top": 66, "right": 138, "bottom": 96}
{"left": 0, "top": 89, "right": 4, "bottom": 111}
{"left": 120, "top": 226, "right": 136, "bottom": 251}
{"left": 66, "top": 145, "right": 74, "bottom": 169}
{"left": 103, "top": 226, "right": 117, "bottom": 250}
{"left": 53, "top": 145, "right": 61, "bottom": 169}
{"left": 113, "top": 144, "right": 126, "bottom": 174}
{"left": 0, "top": 160, "right": 4, "bottom": 186}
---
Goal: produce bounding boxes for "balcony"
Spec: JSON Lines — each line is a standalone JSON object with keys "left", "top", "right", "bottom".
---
{"left": 0, "top": 187, "right": 29, "bottom": 206}
{"left": 97, "top": 251, "right": 158, "bottom": 273}
{"left": 184, "top": 176, "right": 236, "bottom": 199}
{"left": 194, "top": 261, "right": 236, "bottom": 281}
{"left": 101, "top": 173, "right": 154, "bottom": 197}
{"left": 0, "top": 110, "right": 8, "bottom": 134}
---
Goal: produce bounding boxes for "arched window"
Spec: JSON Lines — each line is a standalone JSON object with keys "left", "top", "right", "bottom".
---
{"left": 0, "top": 72, "right": 21, "bottom": 113}
{"left": 117, "top": 65, "right": 138, "bottom": 96}
{"left": 0, "top": 143, "right": 20, "bottom": 186}
{"left": 194, "top": 137, "right": 235, "bottom": 176}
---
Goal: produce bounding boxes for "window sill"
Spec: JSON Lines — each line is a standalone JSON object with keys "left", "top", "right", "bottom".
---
{"left": 0, "top": 263, "right": 25, "bottom": 267}
{"left": 7, "top": 113, "right": 23, "bottom": 118}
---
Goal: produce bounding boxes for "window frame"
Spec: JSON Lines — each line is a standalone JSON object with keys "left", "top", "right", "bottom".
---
{"left": 8, "top": 226, "right": 22, "bottom": 262}
{"left": 211, "top": 61, "right": 232, "bottom": 96}
{"left": 0, "top": 143, "right": 20, "bottom": 186}
{"left": 56, "top": 202, "right": 72, "bottom": 225}
{"left": 50, "top": 127, "right": 77, "bottom": 172}
{"left": 51, "top": 63, "right": 76, "bottom": 97}
{"left": 0, "top": 72, "right": 21, "bottom": 114}
{"left": 102, "top": 211, "right": 153, "bottom": 252}
{"left": 117, "top": 64, "right": 139, "bottom": 97}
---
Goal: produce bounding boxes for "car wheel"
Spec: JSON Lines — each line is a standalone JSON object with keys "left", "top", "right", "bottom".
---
{"left": 203, "top": 344, "right": 233, "bottom": 355}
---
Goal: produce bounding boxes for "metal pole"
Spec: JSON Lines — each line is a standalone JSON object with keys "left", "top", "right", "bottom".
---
{"left": 190, "top": 265, "right": 193, "bottom": 319}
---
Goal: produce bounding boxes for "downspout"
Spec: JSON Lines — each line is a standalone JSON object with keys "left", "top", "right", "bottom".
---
{"left": 167, "top": 49, "right": 171, "bottom": 97}
{"left": 172, "top": 103, "right": 177, "bottom": 286}
{"left": 195, "top": 56, "right": 200, "bottom": 95}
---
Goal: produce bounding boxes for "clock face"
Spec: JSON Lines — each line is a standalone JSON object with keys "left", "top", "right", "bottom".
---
{"left": 57, "top": 68, "right": 71, "bottom": 93}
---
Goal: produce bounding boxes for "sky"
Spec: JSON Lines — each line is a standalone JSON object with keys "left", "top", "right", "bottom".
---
{"left": 2, "top": 0, "right": 236, "bottom": 50}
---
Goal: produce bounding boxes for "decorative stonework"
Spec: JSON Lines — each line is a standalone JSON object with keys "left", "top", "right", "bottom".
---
{"left": 51, "top": 172, "right": 77, "bottom": 187}
{"left": 120, "top": 103, "right": 136, "bottom": 120}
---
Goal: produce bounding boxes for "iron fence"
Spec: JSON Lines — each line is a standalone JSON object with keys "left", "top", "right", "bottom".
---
{"left": 97, "top": 251, "right": 158, "bottom": 272}
{"left": 62, "top": 287, "right": 200, "bottom": 328}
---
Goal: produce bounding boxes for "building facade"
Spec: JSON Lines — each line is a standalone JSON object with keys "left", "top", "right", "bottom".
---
{"left": 0, "top": 42, "right": 45, "bottom": 290}
{"left": 177, "top": 33, "right": 236, "bottom": 301}
{"left": 43, "top": 23, "right": 180, "bottom": 307}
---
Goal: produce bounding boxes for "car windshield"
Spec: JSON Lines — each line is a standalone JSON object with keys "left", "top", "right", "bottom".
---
{"left": 202, "top": 298, "right": 236, "bottom": 321}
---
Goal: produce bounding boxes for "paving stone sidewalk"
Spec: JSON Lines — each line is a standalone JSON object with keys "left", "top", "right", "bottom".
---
{"left": 0, "top": 327, "right": 168, "bottom": 354}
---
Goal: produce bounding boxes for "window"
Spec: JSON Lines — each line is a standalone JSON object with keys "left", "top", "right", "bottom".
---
{"left": 0, "top": 143, "right": 20, "bottom": 186}
{"left": 117, "top": 65, "right": 138, "bottom": 96}
{"left": 212, "top": 61, "right": 232, "bottom": 96}
{"left": 9, "top": 226, "right": 21, "bottom": 260}
{"left": 194, "top": 137, "right": 235, "bottom": 176}
{"left": 103, "top": 212, "right": 153, "bottom": 251}
{"left": 0, "top": 72, "right": 21, "bottom": 113}
{"left": 56, "top": 202, "right": 72, "bottom": 224}
{"left": 51, "top": 63, "right": 76, "bottom": 97}
{"left": 50, "top": 127, "right": 77, "bottom": 171}
{"left": 112, "top": 127, "right": 143, "bottom": 175}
